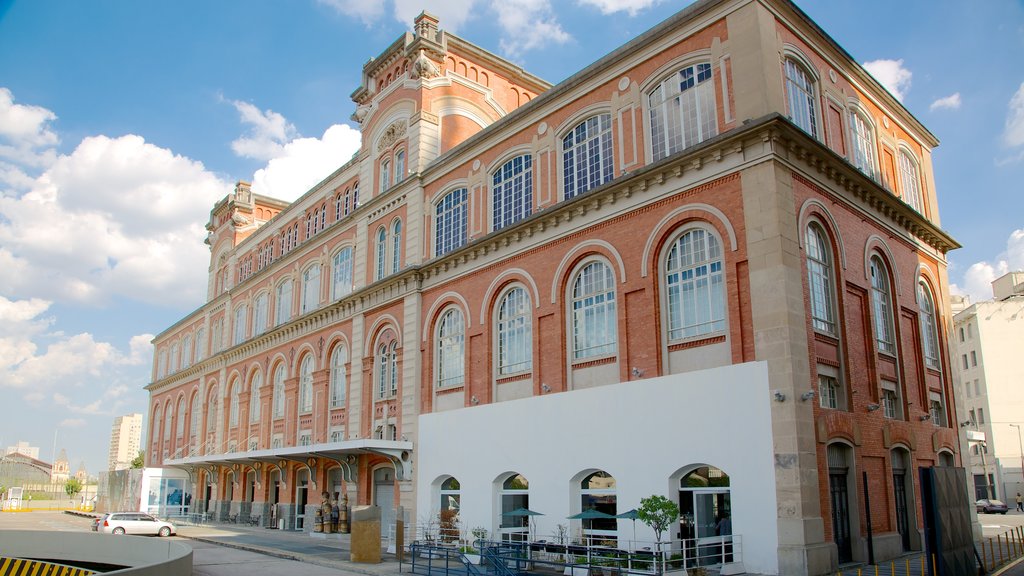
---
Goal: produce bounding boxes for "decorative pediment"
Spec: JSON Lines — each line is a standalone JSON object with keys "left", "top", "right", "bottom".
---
{"left": 377, "top": 120, "right": 408, "bottom": 152}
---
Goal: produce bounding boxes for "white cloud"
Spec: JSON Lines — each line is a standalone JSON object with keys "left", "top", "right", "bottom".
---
{"left": 929, "top": 93, "right": 961, "bottom": 112}
{"left": 1004, "top": 82, "right": 1024, "bottom": 148}
{"left": 951, "top": 229, "right": 1024, "bottom": 302}
{"left": 863, "top": 59, "right": 912, "bottom": 102}
{"left": 0, "top": 87, "right": 59, "bottom": 169}
{"left": 317, "top": 0, "right": 387, "bottom": 25}
{"left": 492, "top": 0, "right": 571, "bottom": 58}
{"left": 576, "top": 0, "right": 664, "bottom": 15}
{"left": 228, "top": 100, "right": 298, "bottom": 162}
{"left": 250, "top": 123, "right": 362, "bottom": 202}
{"left": 60, "top": 418, "right": 87, "bottom": 428}
{"left": 392, "top": 0, "right": 477, "bottom": 32}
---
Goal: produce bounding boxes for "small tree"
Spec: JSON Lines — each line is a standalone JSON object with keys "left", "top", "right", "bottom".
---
{"left": 65, "top": 477, "right": 83, "bottom": 500}
{"left": 637, "top": 495, "right": 679, "bottom": 543}
{"left": 130, "top": 450, "right": 145, "bottom": 469}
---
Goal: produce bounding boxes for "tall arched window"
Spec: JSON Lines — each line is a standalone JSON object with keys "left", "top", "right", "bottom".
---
{"left": 435, "top": 188, "right": 468, "bottom": 256}
{"left": 381, "top": 159, "right": 391, "bottom": 192}
{"left": 571, "top": 261, "right": 617, "bottom": 359}
{"left": 330, "top": 345, "right": 347, "bottom": 408}
{"left": 249, "top": 371, "right": 262, "bottom": 421}
{"left": 205, "top": 389, "right": 218, "bottom": 438}
{"left": 497, "top": 287, "right": 532, "bottom": 375}
{"left": 869, "top": 256, "right": 896, "bottom": 354}
{"left": 395, "top": 150, "right": 406, "bottom": 183}
{"left": 375, "top": 333, "right": 399, "bottom": 399}
{"left": 302, "top": 264, "right": 321, "bottom": 314}
{"left": 195, "top": 328, "right": 206, "bottom": 362}
{"left": 665, "top": 228, "right": 725, "bottom": 340}
{"left": 784, "top": 57, "right": 818, "bottom": 137}
{"left": 437, "top": 308, "right": 465, "bottom": 388}
{"left": 391, "top": 219, "right": 402, "bottom": 274}
{"left": 233, "top": 305, "right": 247, "bottom": 345}
{"left": 376, "top": 227, "right": 387, "bottom": 281}
{"left": 679, "top": 466, "right": 732, "bottom": 547}
{"left": 273, "top": 364, "right": 285, "bottom": 419}
{"left": 190, "top": 393, "right": 200, "bottom": 441}
{"left": 440, "top": 477, "right": 461, "bottom": 512}
{"left": 849, "top": 109, "right": 877, "bottom": 178}
{"left": 917, "top": 280, "right": 940, "bottom": 369}
{"left": 275, "top": 280, "right": 293, "bottom": 325}
{"left": 499, "top": 474, "right": 530, "bottom": 541}
{"left": 580, "top": 471, "right": 617, "bottom": 542}
{"left": 158, "top": 350, "right": 167, "bottom": 378}
{"left": 299, "top": 355, "right": 314, "bottom": 414}
{"left": 563, "top": 114, "right": 613, "bottom": 199}
{"left": 181, "top": 335, "right": 192, "bottom": 369}
{"left": 649, "top": 62, "right": 717, "bottom": 162}
{"left": 152, "top": 406, "right": 161, "bottom": 450}
{"left": 806, "top": 224, "right": 836, "bottom": 334}
{"left": 253, "top": 293, "right": 268, "bottom": 336}
{"left": 169, "top": 344, "right": 179, "bottom": 374}
{"left": 176, "top": 397, "right": 186, "bottom": 439}
{"left": 332, "top": 247, "right": 354, "bottom": 299}
{"left": 229, "top": 381, "right": 240, "bottom": 427}
{"left": 164, "top": 403, "right": 173, "bottom": 439}
{"left": 898, "top": 149, "right": 923, "bottom": 212}
{"left": 492, "top": 155, "right": 533, "bottom": 231}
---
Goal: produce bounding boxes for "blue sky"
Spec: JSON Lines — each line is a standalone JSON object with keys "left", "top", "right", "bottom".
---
{"left": 0, "top": 0, "right": 1021, "bottom": 477}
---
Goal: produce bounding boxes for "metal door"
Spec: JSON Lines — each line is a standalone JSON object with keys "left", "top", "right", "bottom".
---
{"left": 830, "top": 472, "right": 852, "bottom": 563}
{"left": 894, "top": 472, "right": 911, "bottom": 550}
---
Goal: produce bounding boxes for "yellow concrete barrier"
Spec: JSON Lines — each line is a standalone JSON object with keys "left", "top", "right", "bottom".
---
{"left": 0, "top": 556, "right": 95, "bottom": 575}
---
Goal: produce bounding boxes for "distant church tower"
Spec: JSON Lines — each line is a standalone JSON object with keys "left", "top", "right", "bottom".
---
{"left": 51, "top": 449, "right": 70, "bottom": 483}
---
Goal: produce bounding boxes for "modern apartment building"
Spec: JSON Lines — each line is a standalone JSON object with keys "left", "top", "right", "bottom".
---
{"left": 145, "top": 1, "right": 961, "bottom": 573}
{"left": 953, "top": 272, "right": 1024, "bottom": 501}
{"left": 108, "top": 413, "right": 144, "bottom": 471}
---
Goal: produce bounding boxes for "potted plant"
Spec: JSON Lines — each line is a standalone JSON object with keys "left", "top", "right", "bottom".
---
{"left": 461, "top": 526, "right": 487, "bottom": 564}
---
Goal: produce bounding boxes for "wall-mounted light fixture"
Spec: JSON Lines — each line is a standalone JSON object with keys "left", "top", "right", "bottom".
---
{"left": 470, "top": 395, "right": 480, "bottom": 405}
{"left": 919, "top": 414, "right": 932, "bottom": 422}
{"left": 541, "top": 383, "right": 551, "bottom": 393}
{"left": 631, "top": 367, "right": 645, "bottom": 378}
{"left": 801, "top": 390, "right": 816, "bottom": 401}
{"left": 773, "top": 390, "right": 786, "bottom": 402}
{"left": 867, "top": 403, "right": 881, "bottom": 412}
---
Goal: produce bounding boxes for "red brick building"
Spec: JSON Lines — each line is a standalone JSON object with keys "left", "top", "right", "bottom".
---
{"left": 146, "top": 1, "right": 961, "bottom": 573}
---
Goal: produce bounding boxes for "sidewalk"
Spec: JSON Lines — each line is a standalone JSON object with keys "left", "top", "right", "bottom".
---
{"left": 175, "top": 522, "right": 407, "bottom": 576}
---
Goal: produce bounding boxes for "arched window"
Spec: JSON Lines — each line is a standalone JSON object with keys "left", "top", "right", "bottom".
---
{"left": 302, "top": 264, "right": 321, "bottom": 314}
{"left": 898, "top": 149, "right": 923, "bottom": 212}
{"left": 492, "top": 155, "right": 533, "bottom": 231}
{"left": 665, "top": 228, "right": 725, "bottom": 340}
{"left": 233, "top": 305, "right": 247, "bottom": 345}
{"left": 497, "top": 287, "right": 532, "bottom": 375}
{"left": 571, "top": 261, "right": 617, "bottom": 359}
{"left": 649, "top": 62, "right": 717, "bottom": 161}
{"left": 580, "top": 471, "right": 617, "bottom": 542}
{"left": 806, "top": 223, "right": 836, "bottom": 334}
{"left": 395, "top": 150, "right": 406, "bottom": 183}
{"left": 330, "top": 345, "right": 347, "bottom": 408}
{"left": 152, "top": 406, "right": 161, "bottom": 449}
{"left": 437, "top": 308, "right": 465, "bottom": 388}
{"left": 273, "top": 364, "right": 285, "bottom": 419}
{"left": 332, "top": 247, "right": 354, "bottom": 300}
{"left": 784, "top": 57, "right": 818, "bottom": 137}
{"left": 440, "top": 476, "right": 461, "bottom": 512}
{"left": 249, "top": 371, "right": 262, "bottom": 421}
{"left": 917, "top": 280, "right": 940, "bottom": 369}
{"left": 376, "top": 335, "right": 399, "bottom": 399}
{"left": 253, "top": 293, "right": 268, "bottom": 337}
{"left": 190, "top": 393, "right": 200, "bottom": 440}
{"left": 158, "top": 350, "right": 167, "bottom": 378}
{"left": 392, "top": 219, "right": 402, "bottom": 274}
{"left": 169, "top": 344, "right": 179, "bottom": 374}
{"left": 205, "top": 390, "right": 218, "bottom": 437}
{"left": 176, "top": 397, "right": 186, "bottom": 438}
{"left": 229, "top": 381, "right": 240, "bottom": 427}
{"left": 181, "top": 335, "right": 192, "bottom": 369}
{"left": 679, "top": 466, "right": 731, "bottom": 544}
{"left": 869, "top": 256, "right": 896, "bottom": 354}
{"left": 435, "top": 188, "right": 468, "bottom": 256}
{"left": 299, "top": 355, "right": 314, "bottom": 414}
{"left": 563, "top": 114, "right": 613, "bottom": 199}
{"left": 376, "top": 227, "right": 387, "bottom": 281}
{"left": 275, "top": 280, "right": 293, "bottom": 325}
{"left": 164, "top": 403, "right": 173, "bottom": 439}
{"left": 499, "top": 474, "right": 530, "bottom": 541}
{"left": 849, "top": 109, "right": 877, "bottom": 178}
{"left": 195, "top": 328, "right": 206, "bottom": 362}
{"left": 381, "top": 159, "right": 391, "bottom": 192}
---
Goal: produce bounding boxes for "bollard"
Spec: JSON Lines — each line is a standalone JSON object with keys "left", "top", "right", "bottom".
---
{"left": 905, "top": 558, "right": 909, "bottom": 574}
{"left": 931, "top": 553, "right": 936, "bottom": 576}
{"left": 999, "top": 534, "right": 1004, "bottom": 564}
{"left": 875, "top": 565, "right": 879, "bottom": 576}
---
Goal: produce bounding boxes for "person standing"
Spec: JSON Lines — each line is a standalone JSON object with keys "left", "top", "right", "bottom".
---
{"left": 1016, "top": 492, "right": 1022, "bottom": 512}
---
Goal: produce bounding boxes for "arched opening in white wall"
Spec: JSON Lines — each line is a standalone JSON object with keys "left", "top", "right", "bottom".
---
{"left": 497, "top": 473, "right": 530, "bottom": 541}
{"left": 575, "top": 470, "right": 618, "bottom": 545}
{"left": 677, "top": 465, "right": 732, "bottom": 568}
{"left": 440, "top": 476, "right": 461, "bottom": 513}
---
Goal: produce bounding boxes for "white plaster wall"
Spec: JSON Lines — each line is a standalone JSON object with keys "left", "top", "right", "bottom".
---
{"left": 416, "top": 361, "right": 779, "bottom": 575}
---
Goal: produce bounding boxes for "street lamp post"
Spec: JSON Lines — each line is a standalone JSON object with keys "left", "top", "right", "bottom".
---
{"left": 1010, "top": 424, "right": 1024, "bottom": 491}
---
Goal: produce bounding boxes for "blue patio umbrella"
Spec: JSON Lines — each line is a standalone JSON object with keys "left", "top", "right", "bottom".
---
{"left": 615, "top": 509, "right": 640, "bottom": 544}
{"left": 567, "top": 508, "right": 616, "bottom": 541}
{"left": 502, "top": 507, "right": 543, "bottom": 539}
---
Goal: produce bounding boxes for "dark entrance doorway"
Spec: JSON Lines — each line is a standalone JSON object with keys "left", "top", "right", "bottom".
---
{"left": 828, "top": 444, "right": 853, "bottom": 564}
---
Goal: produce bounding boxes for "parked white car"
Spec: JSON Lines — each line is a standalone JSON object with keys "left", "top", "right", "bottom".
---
{"left": 96, "top": 512, "right": 176, "bottom": 536}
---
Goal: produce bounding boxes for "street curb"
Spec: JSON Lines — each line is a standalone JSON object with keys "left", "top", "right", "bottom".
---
{"left": 993, "top": 555, "right": 1024, "bottom": 576}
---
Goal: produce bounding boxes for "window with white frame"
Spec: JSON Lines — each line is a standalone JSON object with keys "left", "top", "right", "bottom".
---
{"left": 497, "top": 287, "right": 532, "bottom": 375}
{"left": 665, "top": 228, "right": 725, "bottom": 340}
{"left": 440, "top": 476, "right": 461, "bottom": 513}
{"left": 571, "top": 261, "right": 617, "bottom": 359}
{"left": 898, "top": 149, "right": 923, "bottom": 212}
{"left": 275, "top": 280, "right": 293, "bottom": 325}
{"left": 164, "top": 404, "right": 173, "bottom": 438}
{"left": 332, "top": 247, "right": 354, "bottom": 300}
{"left": 395, "top": 150, "right": 405, "bottom": 183}
{"left": 151, "top": 407, "right": 161, "bottom": 450}
{"left": 330, "top": 345, "right": 347, "bottom": 408}
{"left": 211, "top": 318, "right": 223, "bottom": 353}
{"left": 563, "top": 114, "right": 613, "bottom": 199}
{"left": 391, "top": 219, "right": 402, "bottom": 274}
{"left": 435, "top": 188, "right": 468, "bottom": 256}
{"left": 917, "top": 280, "right": 940, "bottom": 369}
{"left": 649, "top": 62, "right": 717, "bottom": 162}
{"left": 580, "top": 471, "right": 618, "bottom": 542}
{"left": 195, "top": 328, "right": 206, "bottom": 362}
{"left": 929, "top": 392, "right": 944, "bottom": 426}
{"left": 806, "top": 223, "right": 836, "bottom": 334}
{"left": 376, "top": 227, "right": 387, "bottom": 281}
{"left": 205, "top": 391, "right": 217, "bottom": 437}
{"left": 299, "top": 355, "right": 314, "bottom": 414}
{"left": 817, "top": 364, "right": 843, "bottom": 410}
{"left": 436, "top": 308, "right": 465, "bottom": 388}
{"left": 376, "top": 340, "right": 399, "bottom": 399}
{"left": 229, "top": 381, "right": 240, "bottom": 427}
{"left": 249, "top": 371, "right": 262, "bottom": 421}
{"left": 492, "top": 155, "right": 533, "bottom": 231}
{"left": 329, "top": 428, "right": 344, "bottom": 443}
{"left": 190, "top": 394, "right": 200, "bottom": 439}
{"left": 169, "top": 344, "right": 179, "bottom": 374}
{"left": 849, "top": 109, "right": 877, "bottom": 178}
{"left": 784, "top": 57, "right": 818, "bottom": 138}
{"left": 233, "top": 304, "right": 247, "bottom": 345}
{"left": 158, "top": 350, "right": 167, "bottom": 379}
{"left": 381, "top": 159, "right": 391, "bottom": 192}
{"left": 499, "top": 474, "right": 530, "bottom": 541}
{"left": 181, "top": 335, "right": 192, "bottom": 369}
{"left": 253, "top": 292, "right": 268, "bottom": 336}
{"left": 869, "top": 256, "right": 896, "bottom": 354}
{"left": 271, "top": 435, "right": 283, "bottom": 449}
{"left": 176, "top": 397, "right": 186, "bottom": 438}
{"left": 882, "top": 381, "right": 901, "bottom": 420}
{"left": 273, "top": 364, "right": 285, "bottom": 419}
{"left": 298, "top": 432, "right": 312, "bottom": 446}
{"left": 302, "top": 264, "right": 321, "bottom": 314}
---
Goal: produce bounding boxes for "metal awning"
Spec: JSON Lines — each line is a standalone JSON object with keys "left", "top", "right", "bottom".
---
{"left": 164, "top": 438, "right": 413, "bottom": 483}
